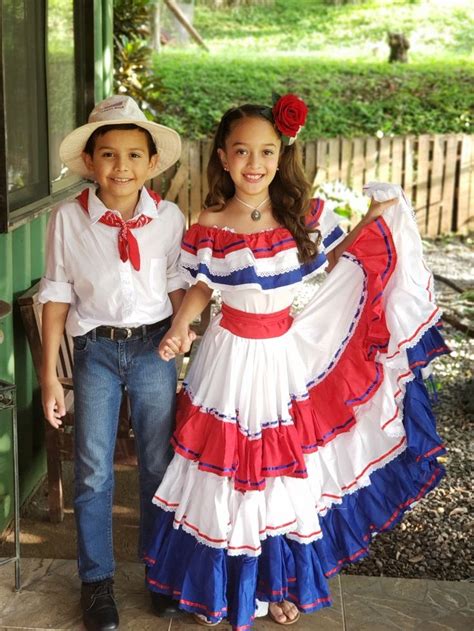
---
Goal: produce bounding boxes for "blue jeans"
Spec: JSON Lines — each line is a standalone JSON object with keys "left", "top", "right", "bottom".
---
{"left": 72, "top": 324, "right": 176, "bottom": 582}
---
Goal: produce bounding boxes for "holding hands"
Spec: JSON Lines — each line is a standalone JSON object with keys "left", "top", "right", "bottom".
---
{"left": 159, "top": 282, "right": 213, "bottom": 361}
{"left": 159, "top": 323, "right": 197, "bottom": 361}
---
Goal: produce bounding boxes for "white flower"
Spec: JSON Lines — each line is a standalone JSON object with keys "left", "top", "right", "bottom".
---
{"left": 314, "top": 180, "right": 368, "bottom": 221}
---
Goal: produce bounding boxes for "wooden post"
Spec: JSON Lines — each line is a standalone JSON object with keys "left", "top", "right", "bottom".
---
{"left": 403, "top": 136, "right": 414, "bottom": 204}
{"left": 364, "top": 137, "right": 377, "bottom": 184}
{"left": 378, "top": 137, "right": 391, "bottom": 183}
{"left": 189, "top": 141, "right": 201, "bottom": 225}
{"left": 458, "top": 135, "right": 473, "bottom": 234}
{"left": 351, "top": 138, "right": 364, "bottom": 191}
{"left": 340, "top": 138, "right": 352, "bottom": 185}
{"left": 314, "top": 140, "right": 328, "bottom": 187}
{"left": 415, "top": 135, "right": 430, "bottom": 235}
{"left": 328, "top": 138, "right": 340, "bottom": 182}
{"left": 165, "top": 164, "right": 189, "bottom": 203}
{"left": 201, "top": 140, "right": 212, "bottom": 205}
{"left": 391, "top": 137, "right": 403, "bottom": 185}
{"left": 178, "top": 139, "right": 190, "bottom": 222}
{"left": 427, "top": 135, "right": 444, "bottom": 236}
{"left": 440, "top": 134, "right": 458, "bottom": 233}
{"left": 304, "top": 140, "right": 317, "bottom": 185}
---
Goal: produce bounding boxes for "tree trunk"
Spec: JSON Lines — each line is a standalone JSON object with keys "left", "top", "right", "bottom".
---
{"left": 151, "top": 0, "right": 161, "bottom": 53}
{"left": 388, "top": 32, "right": 410, "bottom": 63}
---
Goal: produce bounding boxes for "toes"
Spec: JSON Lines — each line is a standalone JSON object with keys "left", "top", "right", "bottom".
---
{"left": 270, "top": 601, "right": 299, "bottom": 624}
{"left": 280, "top": 600, "right": 299, "bottom": 622}
{"left": 269, "top": 603, "right": 287, "bottom": 623}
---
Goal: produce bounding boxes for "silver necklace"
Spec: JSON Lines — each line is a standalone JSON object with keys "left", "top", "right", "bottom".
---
{"left": 234, "top": 195, "right": 270, "bottom": 221}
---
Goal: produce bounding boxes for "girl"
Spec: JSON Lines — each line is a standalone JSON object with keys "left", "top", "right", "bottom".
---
{"left": 145, "top": 96, "right": 449, "bottom": 629}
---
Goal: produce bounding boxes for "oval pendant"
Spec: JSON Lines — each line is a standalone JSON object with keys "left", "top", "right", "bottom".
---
{"left": 251, "top": 209, "right": 261, "bottom": 221}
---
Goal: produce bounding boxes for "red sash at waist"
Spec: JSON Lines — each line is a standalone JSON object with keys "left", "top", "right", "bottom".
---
{"left": 220, "top": 303, "right": 293, "bottom": 339}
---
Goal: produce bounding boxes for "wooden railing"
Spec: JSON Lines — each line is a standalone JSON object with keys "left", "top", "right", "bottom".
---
{"left": 152, "top": 134, "right": 474, "bottom": 236}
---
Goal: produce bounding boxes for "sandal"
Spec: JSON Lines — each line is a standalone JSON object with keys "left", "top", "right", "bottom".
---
{"left": 192, "top": 613, "right": 223, "bottom": 627}
{"left": 268, "top": 601, "right": 301, "bottom": 626}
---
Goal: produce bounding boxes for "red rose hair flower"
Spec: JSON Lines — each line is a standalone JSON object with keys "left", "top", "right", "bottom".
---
{"left": 272, "top": 93, "right": 308, "bottom": 145}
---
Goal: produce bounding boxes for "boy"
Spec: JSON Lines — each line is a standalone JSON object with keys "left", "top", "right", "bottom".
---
{"left": 39, "top": 95, "right": 190, "bottom": 630}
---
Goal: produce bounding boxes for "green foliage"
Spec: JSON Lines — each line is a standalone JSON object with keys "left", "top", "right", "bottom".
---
{"left": 151, "top": 0, "right": 473, "bottom": 138}
{"left": 193, "top": 0, "right": 474, "bottom": 61}
{"left": 113, "top": 0, "right": 163, "bottom": 117}
{"left": 459, "top": 290, "right": 474, "bottom": 303}
{"left": 152, "top": 53, "right": 473, "bottom": 139}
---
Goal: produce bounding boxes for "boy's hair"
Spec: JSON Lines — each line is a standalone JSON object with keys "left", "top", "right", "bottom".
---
{"left": 205, "top": 104, "right": 318, "bottom": 263}
{"left": 83, "top": 123, "right": 158, "bottom": 157}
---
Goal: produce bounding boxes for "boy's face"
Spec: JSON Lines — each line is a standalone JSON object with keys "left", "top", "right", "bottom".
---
{"left": 82, "top": 128, "right": 158, "bottom": 211}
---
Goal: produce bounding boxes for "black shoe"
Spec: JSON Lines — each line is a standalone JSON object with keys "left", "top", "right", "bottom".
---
{"left": 81, "top": 579, "right": 119, "bottom": 631}
{"left": 150, "top": 591, "right": 183, "bottom": 618}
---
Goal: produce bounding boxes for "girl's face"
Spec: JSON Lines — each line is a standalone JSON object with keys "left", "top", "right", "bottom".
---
{"left": 218, "top": 116, "right": 281, "bottom": 200}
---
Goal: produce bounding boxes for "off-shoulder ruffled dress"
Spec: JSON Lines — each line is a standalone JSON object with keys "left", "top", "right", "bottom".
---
{"left": 145, "top": 183, "right": 449, "bottom": 630}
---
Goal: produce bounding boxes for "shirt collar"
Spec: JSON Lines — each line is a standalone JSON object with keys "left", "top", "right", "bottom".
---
{"left": 86, "top": 186, "right": 161, "bottom": 224}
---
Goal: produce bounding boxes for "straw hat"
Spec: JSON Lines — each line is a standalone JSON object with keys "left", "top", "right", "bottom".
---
{"left": 59, "top": 95, "right": 181, "bottom": 179}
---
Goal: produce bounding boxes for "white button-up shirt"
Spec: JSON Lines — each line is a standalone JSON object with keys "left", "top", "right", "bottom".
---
{"left": 39, "top": 186, "right": 187, "bottom": 336}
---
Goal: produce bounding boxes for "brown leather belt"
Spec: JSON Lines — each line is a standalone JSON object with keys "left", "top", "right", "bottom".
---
{"left": 94, "top": 317, "right": 171, "bottom": 341}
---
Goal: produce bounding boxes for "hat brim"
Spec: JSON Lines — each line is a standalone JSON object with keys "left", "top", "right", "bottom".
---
{"left": 59, "top": 118, "right": 182, "bottom": 179}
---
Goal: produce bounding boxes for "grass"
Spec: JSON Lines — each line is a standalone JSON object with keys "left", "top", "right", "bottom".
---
{"left": 192, "top": 0, "right": 474, "bottom": 62}
{"left": 151, "top": 0, "right": 474, "bottom": 138}
{"left": 153, "top": 53, "right": 472, "bottom": 139}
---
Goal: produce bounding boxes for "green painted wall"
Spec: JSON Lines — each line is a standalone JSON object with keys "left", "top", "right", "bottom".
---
{"left": 0, "top": 0, "right": 113, "bottom": 535}
{"left": 0, "top": 214, "right": 49, "bottom": 532}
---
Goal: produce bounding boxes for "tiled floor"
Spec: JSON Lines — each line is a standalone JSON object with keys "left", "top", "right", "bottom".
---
{"left": 0, "top": 558, "right": 472, "bottom": 630}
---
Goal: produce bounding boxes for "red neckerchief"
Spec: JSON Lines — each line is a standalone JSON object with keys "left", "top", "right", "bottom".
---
{"left": 76, "top": 188, "right": 162, "bottom": 271}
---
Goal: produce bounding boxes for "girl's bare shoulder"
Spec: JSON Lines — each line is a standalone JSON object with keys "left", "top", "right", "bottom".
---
{"left": 198, "top": 204, "right": 226, "bottom": 227}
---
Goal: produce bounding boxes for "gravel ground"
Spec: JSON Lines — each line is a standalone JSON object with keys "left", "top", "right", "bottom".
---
{"left": 344, "top": 236, "right": 473, "bottom": 582}
{"left": 288, "top": 236, "right": 473, "bottom": 582}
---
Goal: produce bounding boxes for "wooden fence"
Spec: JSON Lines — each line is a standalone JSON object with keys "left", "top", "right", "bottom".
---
{"left": 152, "top": 134, "right": 474, "bottom": 236}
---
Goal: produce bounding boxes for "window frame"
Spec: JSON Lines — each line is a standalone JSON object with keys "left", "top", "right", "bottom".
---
{"left": 0, "top": 0, "right": 96, "bottom": 233}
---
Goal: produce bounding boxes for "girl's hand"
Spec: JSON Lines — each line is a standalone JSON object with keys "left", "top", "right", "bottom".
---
{"left": 364, "top": 196, "right": 399, "bottom": 223}
{"left": 330, "top": 194, "right": 400, "bottom": 267}
{"left": 183, "top": 328, "right": 197, "bottom": 353}
{"left": 159, "top": 335, "right": 181, "bottom": 361}
{"left": 158, "top": 326, "right": 197, "bottom": 361}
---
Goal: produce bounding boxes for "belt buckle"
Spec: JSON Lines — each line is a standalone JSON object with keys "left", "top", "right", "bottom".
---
{"left": 124, "top": 327, "right": 133, "bottom": 339}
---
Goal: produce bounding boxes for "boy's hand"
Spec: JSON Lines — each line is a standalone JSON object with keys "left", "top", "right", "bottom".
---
{"left": 364, "top": 196, "right": 399, "bottom": 223}
{"left": 158, "top": 327, "right": 197, "bottom": 361}
{"left": 41, "top": 378, "right": 66, "bottom": 429}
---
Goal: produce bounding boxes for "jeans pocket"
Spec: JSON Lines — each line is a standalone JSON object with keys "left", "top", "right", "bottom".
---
{"left": 73, "top": 334, "right": 89, "bottom": 352}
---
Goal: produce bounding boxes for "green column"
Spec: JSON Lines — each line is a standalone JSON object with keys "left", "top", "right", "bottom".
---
{"left": 29, "top": 215, "right": 47, "bottom": 453}
{"left": 94, "top": 0, "right": 104, "bottom": 102}
{"left": 0, "top": 232, "right": 14, "bottom": 381}
{"left": 102, "top": 0, "right": 114, "bottom": 98}
{"left": 30, "top": 214, "right": 47, "bottom": 281}
{"left": 12, "top": 224, "right": 33, "bottom": 473}
{"left": 0, "top": 232, "right": 14, "bottom": 525}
